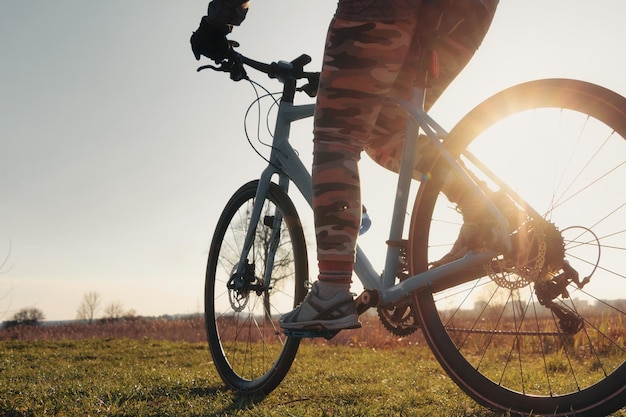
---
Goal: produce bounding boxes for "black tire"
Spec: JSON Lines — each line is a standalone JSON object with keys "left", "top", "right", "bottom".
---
{"left": 409, "top": 79, "right": 626, "bottom": 416}
{"left": 205, "top": 180, "right": 308, "bottom": 394}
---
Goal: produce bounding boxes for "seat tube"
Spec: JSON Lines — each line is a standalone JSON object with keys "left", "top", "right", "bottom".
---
{"left": 381, "top": 87, "right": 424, "bottom": 289}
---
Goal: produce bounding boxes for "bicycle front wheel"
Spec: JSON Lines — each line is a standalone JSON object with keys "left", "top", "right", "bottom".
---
{"left": 205, "top": 180, "right": 308, "bottom": 394}
{"left": 410, "top": 79, "right": 626, "bottom": 416}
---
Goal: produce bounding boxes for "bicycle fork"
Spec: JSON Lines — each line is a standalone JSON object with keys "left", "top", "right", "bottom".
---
{"left": 232, "top": 100, "right": 315, "bottom": 300}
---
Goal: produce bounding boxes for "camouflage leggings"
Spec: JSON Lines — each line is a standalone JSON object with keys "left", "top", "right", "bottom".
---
{"left": 313, "top": 0, "right": 498, "bottom": 263}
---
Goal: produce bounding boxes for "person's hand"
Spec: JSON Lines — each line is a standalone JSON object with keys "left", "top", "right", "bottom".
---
{"left": 190, "top": 17, "right": 231, "bottom": 62}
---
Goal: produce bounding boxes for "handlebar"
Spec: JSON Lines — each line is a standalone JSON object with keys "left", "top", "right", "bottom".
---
{"left": 197, "top": 52, "right": 320, "bottom": 98}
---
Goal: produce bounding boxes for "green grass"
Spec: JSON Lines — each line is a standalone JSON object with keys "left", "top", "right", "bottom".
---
{"left": 1, "top": 338, "right": 625, "bottom": 417}
{"left": 0, "top": 339, "right": 497, "bottom": 417}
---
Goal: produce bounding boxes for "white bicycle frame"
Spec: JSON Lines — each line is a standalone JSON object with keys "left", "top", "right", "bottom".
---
{"left": 238, "top": 84, "right": 512, "bottom": 307}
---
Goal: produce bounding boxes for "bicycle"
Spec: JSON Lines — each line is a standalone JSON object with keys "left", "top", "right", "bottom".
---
{"left": 198, "top": 51, "right": 626, "bottom": 416}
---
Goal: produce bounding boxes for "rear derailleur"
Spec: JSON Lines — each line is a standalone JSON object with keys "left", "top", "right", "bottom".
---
{"left": 535, "top": 261, "right": 587, "bottom": 335}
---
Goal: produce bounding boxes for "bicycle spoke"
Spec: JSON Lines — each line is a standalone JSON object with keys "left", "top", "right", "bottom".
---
{"left": 412, "top": 80, "right": 626, "bottom": 416}
{"left": 205, "top": 182, "right": 306, "bottom": 392}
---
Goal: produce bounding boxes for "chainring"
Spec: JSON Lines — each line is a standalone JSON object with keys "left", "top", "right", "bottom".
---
{"left": 377, "top": 303, "right": 419, "bottom": 337}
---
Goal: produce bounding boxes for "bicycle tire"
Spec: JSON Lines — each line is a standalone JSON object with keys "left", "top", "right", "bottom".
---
{"left": 205, "top": 180, "right": 308, "bottom": 394}
{"left": 409, "top": 79, "right": 626, "bottom": 416}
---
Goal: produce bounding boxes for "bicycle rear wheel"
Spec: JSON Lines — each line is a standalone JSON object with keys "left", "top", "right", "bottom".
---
{"left": 410, "top": 79, "right": 626, "bottom": 416}
{"left": 205, "top": 180, "right": 308, "bottom": 394}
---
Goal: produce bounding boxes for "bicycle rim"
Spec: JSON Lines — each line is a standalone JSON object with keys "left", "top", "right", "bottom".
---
{"left": 205, "top": 181, "right": 308, "bottom": 394}
{"left": 410, "top": 79, "right": 626, "bottom": 416}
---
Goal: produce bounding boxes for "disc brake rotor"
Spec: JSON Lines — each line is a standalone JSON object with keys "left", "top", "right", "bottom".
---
{"left": 227, "top": 261, "right": 257, "bottom": 312}
{"left": 228, "top": 274, "right": 249, "bottom": 312}
{"left": 486, "top": 218, "right": 565, "bottom": 289}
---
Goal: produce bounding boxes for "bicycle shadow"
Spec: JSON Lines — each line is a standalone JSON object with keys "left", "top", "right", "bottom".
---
{"left": 193, "top": 385, "right": 267, "bottom": 416}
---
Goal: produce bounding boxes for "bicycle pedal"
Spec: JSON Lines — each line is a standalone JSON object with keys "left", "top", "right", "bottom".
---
{"left": 282, "top": 328, "right": 340, "bottom": 340}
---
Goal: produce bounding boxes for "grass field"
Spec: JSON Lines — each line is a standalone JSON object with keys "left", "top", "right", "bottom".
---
{"left": 0, "top": 338, "right": 500, "bottom": 417}
{"left": 1, "top": 317, "right": 625, "bottom": 417}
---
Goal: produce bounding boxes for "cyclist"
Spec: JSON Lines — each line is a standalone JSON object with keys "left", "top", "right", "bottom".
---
{"left": 191, "top": 0, "right": 516, "bottom": 333}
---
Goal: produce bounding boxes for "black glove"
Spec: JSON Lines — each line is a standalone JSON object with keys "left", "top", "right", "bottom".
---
{"left": 190, "top": 17, "right": 231, "bottom": 62}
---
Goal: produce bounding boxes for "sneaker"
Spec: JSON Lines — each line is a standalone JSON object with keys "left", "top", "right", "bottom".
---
{"left": 280, "top": 282, "right": 361, "bottom": 331}
{"left": 430, "top": 190, "right": 523, "bottom": 268}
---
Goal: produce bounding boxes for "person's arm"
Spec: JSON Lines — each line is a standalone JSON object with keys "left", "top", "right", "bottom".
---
{"left": 191, "top": 0, "right": 250, "bottom": 61}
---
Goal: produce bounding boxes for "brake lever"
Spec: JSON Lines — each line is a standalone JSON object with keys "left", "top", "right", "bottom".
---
{"left": 196, "top": 63, "right": 230, "bottom": 73}
{"left": 197, "top": 54, "right": 248, "bottom": 82}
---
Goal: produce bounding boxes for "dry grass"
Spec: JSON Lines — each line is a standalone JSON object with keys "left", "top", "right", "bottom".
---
{"left": 0, "top": 316, "right": 207, "bottom": 342}
{"left": 0, "top": 313, "right": 422, "bottom": 348}
{"left": 3, "top": 309, "right": 623, "bottom": 353}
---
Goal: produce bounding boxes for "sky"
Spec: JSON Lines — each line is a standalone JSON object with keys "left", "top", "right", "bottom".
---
{"left": 1, "top": 1, "right": 625, "bottom": 321}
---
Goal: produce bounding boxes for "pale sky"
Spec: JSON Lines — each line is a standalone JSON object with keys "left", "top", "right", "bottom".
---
{"left": 1, "top": 1, "right": 625, "bottom": 321}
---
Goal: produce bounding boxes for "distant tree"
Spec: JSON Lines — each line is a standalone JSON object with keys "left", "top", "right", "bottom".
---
{"left": 8, "top": 307, "right": 45, "bottom": 326}
{"left": 123, "top": 308, "right": 138, "bottom": 320}
{"left": 76, "top": 291, "right": 101, "bottom": 324}
{"left": 103, "top": 301, "right": 125, "bottom": 321}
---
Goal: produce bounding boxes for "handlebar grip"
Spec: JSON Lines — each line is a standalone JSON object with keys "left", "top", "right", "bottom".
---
{"left": 291, "top": 54, "right": 312, "bottom": 69}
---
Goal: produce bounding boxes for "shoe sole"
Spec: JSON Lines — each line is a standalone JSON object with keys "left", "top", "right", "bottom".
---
{"left": 280, "top": 314, "right": 361, "bottom": 331}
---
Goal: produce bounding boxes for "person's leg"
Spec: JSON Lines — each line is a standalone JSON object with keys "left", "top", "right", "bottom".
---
{"left": 366, "top": 0, "right": 499, "bottom": 178}
{"left": 281, "top": 13, "right": 420, "bottom": 331}
{"left": 365, "top": 0, "right": 518, "bottom": 267}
